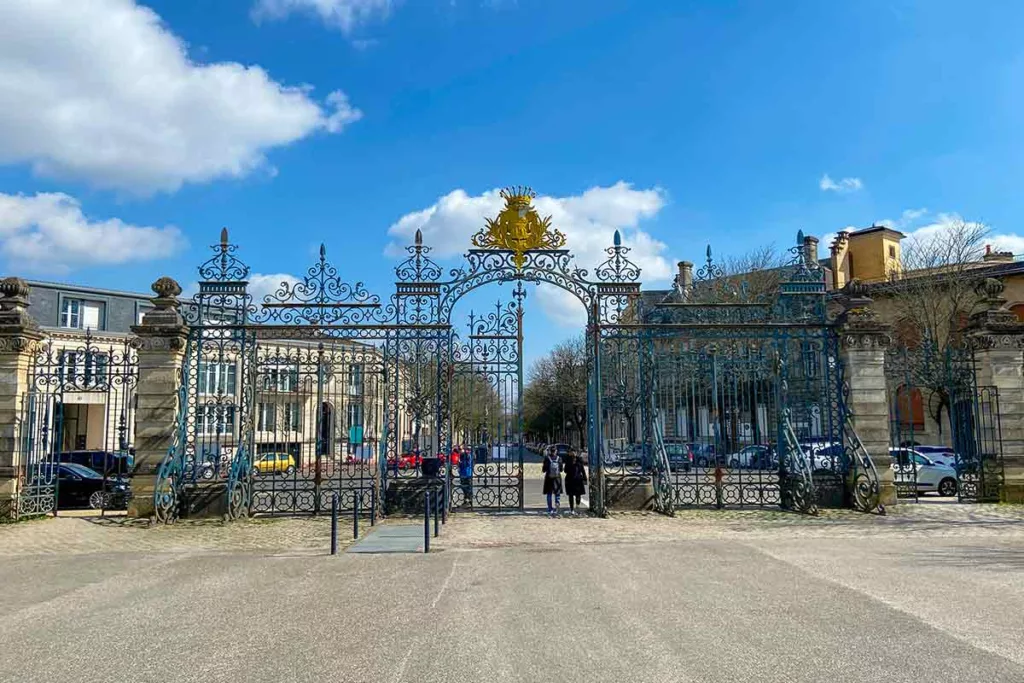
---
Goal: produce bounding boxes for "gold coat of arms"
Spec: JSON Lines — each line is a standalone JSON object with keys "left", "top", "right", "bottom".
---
{"left": 472, "top": 186, "right": 566, "bottom": 269}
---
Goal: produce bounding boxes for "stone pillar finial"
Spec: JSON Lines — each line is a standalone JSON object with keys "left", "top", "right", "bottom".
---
{"left": 0, "top": 277, "right": 39, "bottom": 332}
{"left": 969, "top": 277, "right": 1019, "bottom": 332}
{"left": 141, "top": 276, "right": 184, "bottom": 328}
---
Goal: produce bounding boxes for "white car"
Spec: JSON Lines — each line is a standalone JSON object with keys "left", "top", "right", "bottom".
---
{"left": 889, "top": 448, "right": 958, "bottom": 497}
{"left": 724, "top": 445, "right": 774, "bottom": 469}
{"left": 802, "top": 442, "right": 845, "bottom": 471}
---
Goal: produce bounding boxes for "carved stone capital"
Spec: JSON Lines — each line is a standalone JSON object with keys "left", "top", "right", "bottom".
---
{"left": 968, "top": 332, "right": 1024, "bottom": 352}
{"left": 0, "top": 334, "right": 44, "bottom": 354}
{"left": 131, "top": 326, "right": 188, "bottom": 353}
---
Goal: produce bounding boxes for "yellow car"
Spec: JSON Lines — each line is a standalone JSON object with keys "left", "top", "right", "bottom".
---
{"left": 251, "top": 453, "right": 297, "bottom": 476}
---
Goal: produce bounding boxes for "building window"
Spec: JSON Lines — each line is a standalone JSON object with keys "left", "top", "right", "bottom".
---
{"left": 347, "top": 363, "right": 364, "bottom": 396}
{"left": 347, "top": 402, "right": 364, "bottom": 430}
{"left": 284, "top": 403, "right": 301, "bottom": 431}
{"left": 200, "top": 363, "right": 237, "bottom": 396}
{"left": 893, "top": 386, "right": 925, "bottom": 431}
{"left": 263, "top": 365, "right": 299, "bottom": 392}
{"left": 888, "top": 245, "right": 896, "bottom": 259}
{"left": 58, "top": 350, "right": 109, "bottom": 388}
{"left": 258, "top": 403, "right": 277, "bottom": 432}
{"left": 199, "top": 405, "right": 236, "bottom": 435}
{"left": 60, "top": 299, "right": 82, "bottom": 328}
{"left": 60, "top": 299, "right": 102, "bottom": 329}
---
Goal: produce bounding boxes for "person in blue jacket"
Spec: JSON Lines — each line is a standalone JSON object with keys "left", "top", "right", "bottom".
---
{"left": 457, "top": 446, "right": 474, "bottom": 508}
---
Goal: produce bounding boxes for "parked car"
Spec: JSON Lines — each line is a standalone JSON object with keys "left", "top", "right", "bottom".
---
{"left": 30, "top": 463, "right": 131, "bottom": 510}
{"left": 801, "top": 442, "right": 846, "bottom": 472}
{"left": 387, "top": 452, "right": 420, "bottom": 471}
{"left": 688, "top": 443, "right": 719, "bottom": 468}
{"left": 663, "top": 442, "right": 694, "bottom": 471}
{"left": 724, "top": 444, "right": 775, "bottom": 469}
{"left": 57, "top": 450, "right": 134, "bottom": 477}
{"left": 251, "top": 452, "right": 297, "bottom": 476}
{"left": 910, "top": 446, "right": 957, "bottom": 469}
{"left": 889, "top": 448, "right": 958, "bottom": 497}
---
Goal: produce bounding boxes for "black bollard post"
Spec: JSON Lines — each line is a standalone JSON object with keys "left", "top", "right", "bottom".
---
{"left": 424, "top": 491, "right": 431, "bottom": 554}
{"left": 370, "top": 485, "right": 377, "bottom": 527}
{"left": 433, "top": 488, "right": 440, "bottom": 538}
{"left": 330, "top": 492, "right": 339, "bottom": 555}
{"left": 354, "top": 492, "right": 360, "bottom": 540}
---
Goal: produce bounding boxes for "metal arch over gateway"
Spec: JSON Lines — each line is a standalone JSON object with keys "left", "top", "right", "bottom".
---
{"left": 154, "top": 186, "right": 885, "bottom": 523}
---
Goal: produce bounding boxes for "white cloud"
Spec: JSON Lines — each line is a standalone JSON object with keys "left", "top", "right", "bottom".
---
{"left": 0, "top": 192, "right": 185, "bottom": 273}
{"left": 820, "top": 209, "right": 1024, "bottom": 259}
{"left": 252, "top": 0, "right": 392, "bottom": 33}
{"left": 901, "top": 212, "right": 1024, "bottom": 257}
{"left": 819, "top": 174, "right": 864, "bottom": 193}
{"left": 248, "top": 273, "right": 303, "bottom": 304}
{"left": 0, "top": 0, "right": 362, "bottom": 193}
{"left": 386, "top": 182, "right": 671, "bottom": 326}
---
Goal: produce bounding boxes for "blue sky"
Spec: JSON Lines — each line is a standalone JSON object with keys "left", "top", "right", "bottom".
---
{"left": 2, "top": 0, "right": 1024, "bottom": 365}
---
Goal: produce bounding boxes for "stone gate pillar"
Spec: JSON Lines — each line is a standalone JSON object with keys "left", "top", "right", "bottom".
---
{"left": 0, "top": 279, "right": 46, "bottom": 519}
{"left": 968, "top": 279, "right": 1024, "bottom": 503}
{"left": 128, "top": 277, "right": 189, "bottom": 519}
{"left": 837, "top": 280, "right": 896, "bottom": 507}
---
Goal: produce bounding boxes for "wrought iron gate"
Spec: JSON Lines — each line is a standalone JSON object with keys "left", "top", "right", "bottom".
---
{"left": 597, "top": 238, "right": 842, "bottom": 514}
{"left": 19, "top": 334, "right": 137, "bottom": 517}
{"left": 885, "top": 343, "right": 1004, "bottom": 502}
{"left": 448, "top": 288, "right": 525, "bottom": 509}
{"left": 156, "top": 191, "right": 879, "bottom": 521}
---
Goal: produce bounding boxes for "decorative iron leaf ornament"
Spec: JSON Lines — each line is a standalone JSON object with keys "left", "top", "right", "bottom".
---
{"left": 471, "top": 186, "right": 566, "bottom": 269}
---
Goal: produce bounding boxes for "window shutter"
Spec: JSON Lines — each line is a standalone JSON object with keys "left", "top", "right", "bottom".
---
{"left": 82, "top": 303, "right": 101, "bottom": 330}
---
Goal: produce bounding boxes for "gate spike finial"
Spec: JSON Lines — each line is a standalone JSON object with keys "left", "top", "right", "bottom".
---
{"left": 220, "top": 227, "right": 229, "bottom": 247}
{"left": 415, "top": 229, "right": 423, "bottom": 247}
{"left": 613, "top": 230, "right": 622, "bottom": 247}
{"left": 797, "top": 229, "right": 804, "bottom": 245}
{"left": 319, "top": 243, "right": 326, "bottom": 260}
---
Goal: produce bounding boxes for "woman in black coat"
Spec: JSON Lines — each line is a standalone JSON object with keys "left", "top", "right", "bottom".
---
{"left": 562, "top": 451, "right": 588, "bottom": 515}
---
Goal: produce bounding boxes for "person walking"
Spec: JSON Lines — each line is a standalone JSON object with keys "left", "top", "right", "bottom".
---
{"left": 542, "top": 447, "right": 563, "bottom": 516}
{"left": 457, "top": 445, "right": 473, "bottom": 508}
{"left": 563, "top": 449, "right": 588, "bottom": 515}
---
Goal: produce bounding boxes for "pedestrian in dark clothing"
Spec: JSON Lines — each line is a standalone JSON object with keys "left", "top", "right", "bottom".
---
{"left": 542, "top": 449, "right": 563, "bottom": 516}
{"left": 563, "top": 450, "right": 588, "bottom": 515}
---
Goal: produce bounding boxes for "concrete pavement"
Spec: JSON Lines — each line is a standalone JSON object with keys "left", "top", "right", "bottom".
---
{"left": 1, "top": 506, "right": 1023, "bottom": 682}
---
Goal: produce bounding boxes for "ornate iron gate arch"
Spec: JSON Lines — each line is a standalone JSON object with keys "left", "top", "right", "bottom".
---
{"left": 157, "top": 190, "right": 881, "bottom": 522}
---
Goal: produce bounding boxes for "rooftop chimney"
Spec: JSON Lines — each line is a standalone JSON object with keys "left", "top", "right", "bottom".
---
{"left": 675, "top": 261, "right": 693, "bottom": 299}
{"left": 802, "top": 234, "right": 819, "bottom": 267}
{"left": 982, "top": 245, "right": 1014, "bottom": 263}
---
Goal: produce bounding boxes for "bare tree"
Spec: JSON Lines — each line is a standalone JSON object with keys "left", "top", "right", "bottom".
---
{"left": 881, "top": 217, "right": 990, "bottom": 432}
{"left": 684, "top": 244, "right": 789, "bottom": 304}
{"left": 524, "top": 335, "right": 588, "bottom": 447}
{"left": 883, "top": 218, "right": 990, "bottom": 349}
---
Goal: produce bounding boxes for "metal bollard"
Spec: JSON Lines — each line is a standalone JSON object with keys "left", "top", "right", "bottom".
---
{"left": 370, "top": 485, "right": 377, "bottom": 527}
{"left": 714, "top": 465, "right": 724, "bottom": 510}
{"left": 330, "top": 492, "right": 339, "bottom": 555}
{"left": 354, "top": 492, "right": 360, "bottom": 540}
{"left": 424, "top": 491, "right": 431, "bottom": 554}
{"left": 433, "top": 488, "right": 440, "bottom": 538}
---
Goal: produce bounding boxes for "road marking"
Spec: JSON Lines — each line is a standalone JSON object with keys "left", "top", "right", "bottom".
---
{"left": 394, "top": 557, "right": 458, "bottom": 682}
{"left": 431, "top": 557, "right": 459, "bottom": 609}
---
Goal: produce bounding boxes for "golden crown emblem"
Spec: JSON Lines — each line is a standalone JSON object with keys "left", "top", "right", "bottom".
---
{"left": 471, "top": 186, "right": 566, "bottom": 269}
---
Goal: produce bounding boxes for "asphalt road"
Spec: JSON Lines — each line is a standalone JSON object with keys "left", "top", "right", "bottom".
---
{"left": 2, "top": 511, "right": 1023, "bottom": 683}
